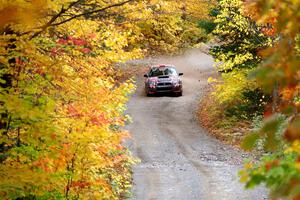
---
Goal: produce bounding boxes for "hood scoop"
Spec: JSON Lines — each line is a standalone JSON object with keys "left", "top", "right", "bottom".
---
{"left": 158, "top": 75, "right": 169, "bottom": 79}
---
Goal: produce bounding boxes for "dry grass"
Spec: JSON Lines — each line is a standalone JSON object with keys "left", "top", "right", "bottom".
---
{"left": 197, "top": 86, "right": 252, "bottom": 147}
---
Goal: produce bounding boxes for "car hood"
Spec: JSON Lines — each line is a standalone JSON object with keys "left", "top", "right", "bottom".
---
{"left": 147, "top": 75, "right": 179, "bottom": 83}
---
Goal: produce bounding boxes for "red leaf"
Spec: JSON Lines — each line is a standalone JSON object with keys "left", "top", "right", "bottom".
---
{"left": 263, "top": 110, "right": 272, "bottom": 118}
{"left": 57, "top": 38, "right": 68, "bottom": 45}
{"left": 80, "top": 47, "right": 91, "bottom": 54}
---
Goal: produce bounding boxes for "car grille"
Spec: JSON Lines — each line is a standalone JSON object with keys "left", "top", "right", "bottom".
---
{"left": 157, "top": 82, "right": 172, "bottom": 86}
{"left": 157, "top": 87, "right": 172, "bottom": 91}
{"left": 156, "top": 82, "right": 173, "bottom": 91}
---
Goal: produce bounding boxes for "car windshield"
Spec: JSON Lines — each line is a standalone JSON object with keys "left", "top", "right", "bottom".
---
{"left": 149, "top": 67, "right": 177, "bottom": 77}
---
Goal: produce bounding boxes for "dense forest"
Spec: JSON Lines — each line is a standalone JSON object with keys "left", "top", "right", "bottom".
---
{"left": 0, "top": 0, "right": 299, "bottom": 199}
{"left": 204, "top": 0, "right": 300, "bottom": 199}
{"left": 0, "top": 0, "right": 212, "bottom": 199}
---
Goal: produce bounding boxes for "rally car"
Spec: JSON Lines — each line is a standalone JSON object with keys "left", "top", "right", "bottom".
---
{"left": 144, "top": 64, "right": 183, "bottom": 96}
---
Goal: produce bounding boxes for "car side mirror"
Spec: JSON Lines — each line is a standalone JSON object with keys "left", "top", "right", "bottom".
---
{"left": 144, "top": 74, "right": 148, "bottom": 77}
{"left": 178, "top": 73, "right": 183, "bottom": 76}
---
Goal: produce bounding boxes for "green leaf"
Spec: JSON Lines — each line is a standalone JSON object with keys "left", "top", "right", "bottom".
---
{"left": 242, "top": 132, "right": 260, "bottom": 150}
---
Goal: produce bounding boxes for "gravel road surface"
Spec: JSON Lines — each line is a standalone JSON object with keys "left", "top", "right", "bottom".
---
{"left": 126, "top": 50, "right": 267, "bottom": 200}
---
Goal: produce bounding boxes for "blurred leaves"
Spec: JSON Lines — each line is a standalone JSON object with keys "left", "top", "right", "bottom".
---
{"left": 239, "top": 0, "right": 300, "bottom": 199}
{"left": 242, "top": 131, "right": 260, "bottom": 150}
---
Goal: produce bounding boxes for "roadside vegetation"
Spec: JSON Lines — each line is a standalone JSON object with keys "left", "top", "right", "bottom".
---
{"left": 198, "top": 0, "right": 300, "bottom": 199}
{"left": 0, "top": 0, "right": 213, "bottom": 199}
{"left": 1, "top": 0, "right": 299, "bottom": 199}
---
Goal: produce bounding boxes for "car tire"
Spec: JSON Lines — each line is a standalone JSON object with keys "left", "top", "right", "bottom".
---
{"left": 176, "top": 91, "right": 182, "bottom": 97}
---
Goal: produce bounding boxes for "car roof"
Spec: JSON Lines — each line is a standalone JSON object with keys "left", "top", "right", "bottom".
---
{"left": 150, "top": 64, "right": 175, "bottom": 69}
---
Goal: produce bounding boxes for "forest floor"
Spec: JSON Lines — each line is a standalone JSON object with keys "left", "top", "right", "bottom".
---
{"left": 197, "top": 85, "right": 254, "bottom": 148}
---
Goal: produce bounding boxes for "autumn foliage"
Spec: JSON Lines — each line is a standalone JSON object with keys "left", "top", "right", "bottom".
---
{"left": 237, "top": 1, "right": 300, "bottom": 199}
{"left": 0, "top": 1, "right": 139, "bottom": 199}
{"left": 205, "top": 0, "right": 300, "bottom": 198}
{"left": 0, "top": 0, "right": 212, "bottom": 199}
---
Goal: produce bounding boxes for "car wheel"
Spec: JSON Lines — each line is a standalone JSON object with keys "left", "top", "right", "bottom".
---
{"left": 146, "top": 91, "right": 152, "bottom": 97}
{"left": 176, "top": 91, "right": 182, "bottom": 97}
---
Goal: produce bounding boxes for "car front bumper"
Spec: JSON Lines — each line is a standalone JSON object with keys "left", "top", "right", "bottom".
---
{"left": 146, "top": 85, "right": 182, "bottom": 94}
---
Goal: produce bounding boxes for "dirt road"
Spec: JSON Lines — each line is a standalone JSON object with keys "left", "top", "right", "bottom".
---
{"left": 126, "top": 50, "right": 267, "bottom": 200}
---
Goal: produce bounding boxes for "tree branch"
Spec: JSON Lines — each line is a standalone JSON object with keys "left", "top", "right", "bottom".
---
{"left": 30, "top": 0, "right": 83, "bottom": 39}
{"left": 50, "top": 0, "right": 135, "bottom": 27}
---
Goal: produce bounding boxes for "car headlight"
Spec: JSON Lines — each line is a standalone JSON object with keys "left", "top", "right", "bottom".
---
{"left": 172, "top": 80, "right": 180, "bottom": 87}
{"left": 148, "top": 81, "right": 157, "bottom": 88}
